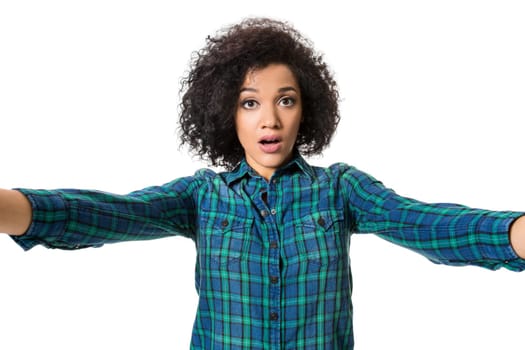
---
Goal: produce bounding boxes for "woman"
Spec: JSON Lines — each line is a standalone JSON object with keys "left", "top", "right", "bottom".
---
{"left": 1, "top": 17, "right": 524, "bottom": 349}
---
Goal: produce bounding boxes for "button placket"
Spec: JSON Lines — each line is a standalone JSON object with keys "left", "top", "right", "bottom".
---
{"left": 255, "top": 177, "right": 281, "bottom": 341}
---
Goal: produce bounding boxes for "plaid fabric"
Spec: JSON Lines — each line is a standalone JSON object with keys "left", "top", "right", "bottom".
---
{"left": 13, "top": 155, "right": 525, "bottom": 349}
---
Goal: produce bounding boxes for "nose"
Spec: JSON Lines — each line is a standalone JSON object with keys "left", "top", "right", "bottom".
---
{"left": 260, "top": 106, "right": 281, "bottom": 129}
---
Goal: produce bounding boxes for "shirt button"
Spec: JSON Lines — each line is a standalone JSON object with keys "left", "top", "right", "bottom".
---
{"left": 270, "top": 241, "right": 278, "bottom": 249}
{"left": 270, "top": 312, "right": 279, "bottom": 320}
{"left": 260, "top": 210, "right": 268, "bottom": 217}
{"left": 270, "top": 208, "right": 277, "bottom": 215}
{"left": 221, "top": 219, "right": 229, "bottom": 227}
{"left": 317, "top": 217, "right": 326, "bottom": 227}
{"left": 270, "top": 276, "right": 279, "bottom": 284}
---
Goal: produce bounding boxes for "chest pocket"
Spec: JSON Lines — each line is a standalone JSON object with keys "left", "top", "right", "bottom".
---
{"left": 296, "top": 211, "right": 344, "bottom": 266}
{"left": 200, "top": 214, "right": 253, "bottom": 267}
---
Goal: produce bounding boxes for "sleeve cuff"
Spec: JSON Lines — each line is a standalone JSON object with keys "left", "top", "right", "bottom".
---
{"left": 10, "top": 189, "right": 68, "bottom": 251}
{"left": 476, "top": 212, "right": 525, "bottom": 271}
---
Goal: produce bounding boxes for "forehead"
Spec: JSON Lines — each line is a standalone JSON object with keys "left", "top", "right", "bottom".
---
{"left": 241, "top": 63, "right": 299, "bottom": 89}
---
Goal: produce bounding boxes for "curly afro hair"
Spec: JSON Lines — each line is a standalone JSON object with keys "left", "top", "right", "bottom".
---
{"left": 179, "top": 17, "right": 340, "bottom": 169}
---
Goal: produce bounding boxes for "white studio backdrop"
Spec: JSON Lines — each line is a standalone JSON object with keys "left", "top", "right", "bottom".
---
{"left": 1, "top": 1, "right": 524, "bottom": 349}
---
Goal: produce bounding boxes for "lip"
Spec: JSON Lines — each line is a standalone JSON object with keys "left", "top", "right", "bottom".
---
{"left": 258, "top": 135, "right": 283, "bottom": 153}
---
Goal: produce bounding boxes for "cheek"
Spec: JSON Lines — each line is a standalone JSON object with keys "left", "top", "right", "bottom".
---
{"left": 291, "top": 113, "right": 303, "bottom": 134}
{"left": 234, "top": 113, "right": 243, "bottom": 136}
{"left": 234, "top": 117, "right": 251, "bottom": 146}
{"left": 235, "top": 112, "right": 258, "bottom": 133}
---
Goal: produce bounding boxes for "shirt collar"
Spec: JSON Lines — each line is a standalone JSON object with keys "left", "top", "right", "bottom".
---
{"left": 223, "top": 153, "right": 316, "bottom": 185}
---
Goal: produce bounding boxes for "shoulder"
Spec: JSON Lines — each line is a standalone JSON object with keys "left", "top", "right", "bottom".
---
{"left": 193, "top": 167, "right": 218, "bottom": 179}
{"left": 155, "top": 168, "right": 222, "bottom": 193}
{"left": 192, "top": 167, "right": 236, "bottom": 187}
{"left": 309, "top": 162, "right": 361, "bottom": 179}
{"left": 308, "top": 162, "right": 382, "bottom": 188}
{"left": 194, "top": 167, "right": 233, "bottom": 181}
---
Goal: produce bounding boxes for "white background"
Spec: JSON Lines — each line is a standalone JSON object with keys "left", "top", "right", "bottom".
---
{"left": 1, "top": 1, "right": 525, "bottom": 349}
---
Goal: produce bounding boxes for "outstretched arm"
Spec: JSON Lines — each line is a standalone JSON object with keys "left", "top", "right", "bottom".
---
{"left": 510, "top": 216, "right": 525, "bottom": 258}
{"left": 340, "top": 164, "right": 525, "bottom": 271}
{"left": 1, "top": 173, "right": 204, "bottom": 250}
{"left": 0, "top": 189, "right": 31, "bottom": 236}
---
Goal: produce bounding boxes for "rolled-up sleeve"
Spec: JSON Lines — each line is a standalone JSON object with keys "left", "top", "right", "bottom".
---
{"left": 11, "top": 173, "right": 204, "bottom": 251}
{"left": 340, "top": 164, "right": 525, "bottom": 271}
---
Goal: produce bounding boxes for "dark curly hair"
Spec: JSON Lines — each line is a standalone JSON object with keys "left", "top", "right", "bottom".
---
{"left": 179, "top": 17, "right": 340, "bottom": 169}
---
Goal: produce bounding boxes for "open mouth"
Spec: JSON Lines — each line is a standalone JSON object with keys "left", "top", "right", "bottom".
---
{"left": 259, "top": 136, "right": 281, "bottom": 145}
{"left": 258, "top": 136, "right": 282, "bottom": 153}
{"left": 259, "top": 139, "right": 280, "bottom": 145}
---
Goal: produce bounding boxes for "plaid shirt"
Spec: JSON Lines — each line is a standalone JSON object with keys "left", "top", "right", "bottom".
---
{"left": 12, "top": 155, "right": 525, "bottom": 349}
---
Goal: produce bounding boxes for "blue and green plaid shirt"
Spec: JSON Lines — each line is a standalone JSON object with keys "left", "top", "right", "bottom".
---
{"left": 13, "top": 155, "right": 525, "bottom": 349}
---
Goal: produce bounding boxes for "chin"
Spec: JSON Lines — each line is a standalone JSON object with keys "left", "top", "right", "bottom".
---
{"left": 260, "top": 156, "right": 289, "bottom": 169}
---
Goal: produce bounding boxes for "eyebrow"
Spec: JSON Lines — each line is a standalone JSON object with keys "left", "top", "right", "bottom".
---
{"left": 239, "top": 86, "right": 298, "bottom": 94}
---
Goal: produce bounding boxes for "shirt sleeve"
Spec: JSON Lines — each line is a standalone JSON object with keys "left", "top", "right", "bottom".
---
{"left": 11, "top": 173, "right": 205, "bottom": 251}
{"left": 339, "top": 164, "right": 525, "bottom": 271}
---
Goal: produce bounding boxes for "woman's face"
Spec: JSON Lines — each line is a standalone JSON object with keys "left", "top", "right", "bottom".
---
{"left": 235, "top": 63, "right": 302, "bottom": 180}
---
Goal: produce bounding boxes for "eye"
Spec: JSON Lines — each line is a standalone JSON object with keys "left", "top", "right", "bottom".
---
{"left": 241, "top": 99, "right": 258, "bottom": 110}
{"left": 279, "top": 97, "right": 296, "bottom": 107}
